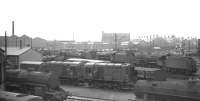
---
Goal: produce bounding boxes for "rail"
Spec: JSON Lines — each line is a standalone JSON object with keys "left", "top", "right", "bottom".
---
{"left": 67, "top": 95, "right": 116, "bottom": 101}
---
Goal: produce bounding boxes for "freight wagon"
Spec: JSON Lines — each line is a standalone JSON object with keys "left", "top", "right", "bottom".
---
{"left": 84, "top": 62, "right": 136, "bottom": 89}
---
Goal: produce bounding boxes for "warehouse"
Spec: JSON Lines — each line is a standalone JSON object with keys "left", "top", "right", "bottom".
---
{"left": 0, "top": 47, "right": 42, "bottom": 69}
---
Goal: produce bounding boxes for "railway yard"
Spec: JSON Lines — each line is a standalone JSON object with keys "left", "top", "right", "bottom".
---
{"left": 2, "top": 1, "right": 200, "bottom": 100}
{"left": 2, "top": 50, "right": 200, "bottom": 101}
{"left": 1, "top": 31, "right": 200, "bottom": 101}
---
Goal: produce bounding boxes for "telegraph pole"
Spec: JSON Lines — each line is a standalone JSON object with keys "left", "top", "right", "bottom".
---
{"left": 188, "top": 37, "right": 191, "bottom": 52}
{"left": 1, "top": 31, "right": 7, "bottom": 90}
{"left": 12, "top": 21, "right": 14, "bottom": 36}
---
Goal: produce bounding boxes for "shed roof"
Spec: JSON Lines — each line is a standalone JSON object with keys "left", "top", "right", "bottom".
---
{"left": 20, "top": 61, "right": 43, "bottom": 65}
{"left": 1, "top": 47, "right": 31, "bottom": 56}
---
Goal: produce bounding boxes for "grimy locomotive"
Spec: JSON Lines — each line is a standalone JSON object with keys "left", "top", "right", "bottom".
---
{"left": 5, "top": 69, "right": 69, "bottom": 101}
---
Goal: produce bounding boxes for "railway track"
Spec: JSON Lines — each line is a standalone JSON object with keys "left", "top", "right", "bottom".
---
{"left": 61, "top": 86, "right": 136, "bottom": 101}
{"left": 67, "top": 95, "right": 116, "bottom": 101}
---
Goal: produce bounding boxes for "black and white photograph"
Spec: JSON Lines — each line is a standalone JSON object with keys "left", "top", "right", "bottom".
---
{"left": 1, "top": 0, "right": 200, "bottom": 101}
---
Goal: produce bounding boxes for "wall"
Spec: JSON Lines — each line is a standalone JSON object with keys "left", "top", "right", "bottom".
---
{"left": 7, "top": 56, "right": 18, "bottom": 68}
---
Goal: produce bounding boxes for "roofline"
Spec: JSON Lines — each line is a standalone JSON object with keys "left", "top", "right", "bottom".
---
{"left": 4, "top": 47, "right": 31, "bottom": 56}
{"left": 0, "top": 48, "right": 5, "bottom": 52}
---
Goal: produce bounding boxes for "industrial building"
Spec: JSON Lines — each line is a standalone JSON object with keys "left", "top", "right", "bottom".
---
{"left": 101, "top": 31, "right": 130, "bottom": 43}
{"left": 0, "top": 47, "right": 42, "bottom": 68}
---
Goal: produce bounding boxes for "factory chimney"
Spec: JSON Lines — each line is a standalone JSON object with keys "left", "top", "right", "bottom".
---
{"left": 198, "top": 39, "right": 200, "bottom": 55}
{"left": 12, "top": 21, "right": 14, "bottom": 36}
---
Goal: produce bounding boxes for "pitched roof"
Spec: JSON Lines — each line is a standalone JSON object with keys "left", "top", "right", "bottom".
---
{"left": 1, "top": 47, "right": 31, "bottom": 56}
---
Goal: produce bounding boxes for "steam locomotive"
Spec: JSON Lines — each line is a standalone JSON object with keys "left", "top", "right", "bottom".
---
{"left": 5, "top": 69, "right": 69, "bottom": 101}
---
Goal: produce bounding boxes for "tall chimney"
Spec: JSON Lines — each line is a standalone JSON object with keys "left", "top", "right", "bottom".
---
{"left": 198, "top": 39, "right": 200, "bottom": 55}
{"left": 12, "top": 21, "right": 14, "bottom": 36}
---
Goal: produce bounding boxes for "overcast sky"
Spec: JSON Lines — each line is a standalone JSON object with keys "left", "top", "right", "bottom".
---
{"left": 0, "top": 0, "right": 200, "bottom": 41}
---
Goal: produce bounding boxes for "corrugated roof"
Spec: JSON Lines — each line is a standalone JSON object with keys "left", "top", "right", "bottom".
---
{"left": 1, "top": 47, "right": 31, "bottom": 56}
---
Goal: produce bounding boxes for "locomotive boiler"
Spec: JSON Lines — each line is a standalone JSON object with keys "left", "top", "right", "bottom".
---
{"left": 5, "top": 69, "right": 69, "bottom": 101}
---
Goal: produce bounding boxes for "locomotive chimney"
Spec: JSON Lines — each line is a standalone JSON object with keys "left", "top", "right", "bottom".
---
{"left": 12, "top": 21, "right": 14, "bottom": 36}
